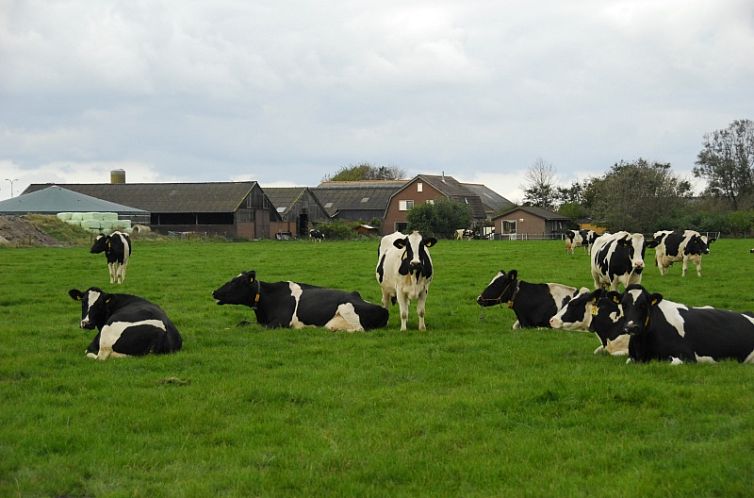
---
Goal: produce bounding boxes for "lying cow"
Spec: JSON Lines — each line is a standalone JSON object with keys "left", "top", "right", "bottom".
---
{"left": 476, "top": 269, "right": 578, "bottom": 329}
{"left": 620, "top": 284, "right": 754, "bottom": 364}
{"left": 376, "top": 231, "right": 437, "bottom": 331}
{"left": 647, "top": 229, "right": 713, "bottom": 277}
{"left": 90, "top": 231, "right": 132, "bottom": 284}
{"left": 590, "top": 231, "right": 646, "bottom": 291}
{"left": 213, "top": 270, "right": 388, "bottom": 332}
{"left": 68, "top": 287, "right": 182, "bottom": 360}
{"left": 549, "top": 288, "right": 629, "bottom": 355}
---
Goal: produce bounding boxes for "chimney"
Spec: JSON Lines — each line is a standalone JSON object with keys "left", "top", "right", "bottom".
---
{"left": 110, "top": 169, "right": 126, "bottom": 184}
{"left": 441, "top": 171, "right": 446, "bottom": 183}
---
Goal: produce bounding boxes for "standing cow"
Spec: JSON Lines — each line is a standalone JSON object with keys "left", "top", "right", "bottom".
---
{"left": 375, "top": 231, "right": 437, "bottom": 331}
{"left": 477, "top": 269, "right": 578, "bottom": 329}
{"left": 68, "top": 287, "right": 182, "bottom": 360}
{"left": 564, "top": 230, "right": 584, "bottom": 255}
{"left": 212, "top": 270, "right": 388, "bottom": 332}
{"left": 309, "top": 229, "right": 325, "bottom": 242}
{"left": 90, "top": 231, "right": 132, "bottom": 284}
{"left": 647, "top": 229, "right": 713, "bottom": 277}
{"left": 590, "top": 231, "right": 646, "bottom": 291}
{"left": 620, "top": 284, "right": 754, "bottom": 364}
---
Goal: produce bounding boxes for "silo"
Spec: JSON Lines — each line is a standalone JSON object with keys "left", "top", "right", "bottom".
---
{"left": 111, "top": 169, "right": 126, "bottom": 184}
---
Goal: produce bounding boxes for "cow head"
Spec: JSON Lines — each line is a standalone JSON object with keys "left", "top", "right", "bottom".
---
{"left": 213, "top": 270, "right": 259, "bottom": 307}
{"left": 394, "top": 231, "right": 437, "bottom": 278}
{"left": 90, "top": 234, "right": 110, "bottom": 254}
{"left": 685, "top": 234, "right": 711, "bottom": 255}
{"left": 68, "top": 287, "right": 110, "bottom": 329}
{"left": 620, "top": 284, "right": 663, "bottom": 336}
{"left": 549, "top": 287, "right": 593, "bottom": 329}
{"left": 617, "top": 233, "right": 646, "bottom": 272}
{"left": 477, "top": 269, "right": 519, "bottom": 307}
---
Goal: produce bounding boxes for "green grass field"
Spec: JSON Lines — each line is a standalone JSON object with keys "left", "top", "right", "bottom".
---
{"left": 1, "top": 238, "right": 754, "bottom": 497}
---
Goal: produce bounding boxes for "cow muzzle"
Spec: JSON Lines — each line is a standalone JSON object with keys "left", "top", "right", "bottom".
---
{"left": 549, "top": 316, "right": 563, "bottom": 329}
{"left": 622, "top": 321, "right": 640, "bottom": 335}
{"left": 80, "top": 318, "right": 95, "bottom": 329}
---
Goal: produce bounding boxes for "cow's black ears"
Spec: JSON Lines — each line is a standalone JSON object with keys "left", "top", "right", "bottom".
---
{"left": 590, "top": 288, "right": 605, "bottom": 301}
{"left": 650, "top": 293, "right": 663, "bottom": 306}
{"left": 508, "top": 269, "right": 518, "bottom": 280}
{"left": 393, "top": 238, "right": 407, "bottom": 249}
{"left": 68, "top": 289, "right": 84, "bottom": 301}
{"left": 424, "top": 237, "right": 437, "bottom": 248}
{"left": 607, "top": 291, "right": 622, "bottom": 304}
{"left": 247, "top": 270, "right": 257, "bottom": 282}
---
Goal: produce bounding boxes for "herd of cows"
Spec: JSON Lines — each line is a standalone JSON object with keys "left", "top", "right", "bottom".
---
{"left": 68, "top": 228, "right": 754, "bottom": 365}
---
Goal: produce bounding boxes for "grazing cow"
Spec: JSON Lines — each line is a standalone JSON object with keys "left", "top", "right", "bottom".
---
{"left": 549, "top": 288, "right": 629, "bottom": 355}
{"left": 647, "top": 229, "right": 713, "bottom": 277}
{"left": 582, "top": 230, "right": 598, "bottom": 255}
{"left": 308, "top": 229, "right": 325, "bottom": 242}
{"left": 620, "top": 284, "right": 754, "bottom": 364}
{"left": 590, "top": 231, "right": 646, "bottom": 291}
{"left": 476, "top": 269, "right": 578, "bottom": 329}
{"left": 68, "top": 287, "right": 182, "bottom": 360}
{"left": 564, "top": 229, "right": 584, "bottom": 255}
{"left": 90, "top": 231, "right": 132, "bottom": 284}
{"left": 375, "top": 231, "right": 437, "bottom": 331}
{"left": 213, "top": 270, "right": 388, "bottom": 332}
{"left": 454, "top": 229, "right": 475, "bottom": 240}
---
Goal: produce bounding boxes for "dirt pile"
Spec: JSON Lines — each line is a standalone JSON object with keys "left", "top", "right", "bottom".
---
{"left": 0, "top": 215, "right": 72, "bottom": 247}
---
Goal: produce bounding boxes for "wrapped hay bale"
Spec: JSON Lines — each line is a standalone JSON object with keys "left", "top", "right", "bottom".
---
{"left": 56, "top": 212, "right": 73, "bottom": 221}
{"left": 101, "top": 212, "right": 118, "bottom": 222}
{"left": 69, "top": 213, "right": 84, "bottom": 222}
{"left": 113, "top": 220, "right": 132, "bottom": 231}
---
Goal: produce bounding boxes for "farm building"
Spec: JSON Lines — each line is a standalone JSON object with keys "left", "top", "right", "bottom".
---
{"left": 491, "top": 206, "right": 572, "bottom": 240}
{"left": 382, "top": 174, "right": 488, "bottom": 234}
{"left": 263, "top": 187, "right": 330, "bottom": 238}
{"left": 461, "top": 183, "right": 515, "bottom": 221}
{"left": 0, "top": 186, "right": 149, "bottom": 226}
{"left": 23, "top": 182, "right": 282, "bottom": 239}
{"left": 313, "top": 180, "right": 406, "bottom": 223}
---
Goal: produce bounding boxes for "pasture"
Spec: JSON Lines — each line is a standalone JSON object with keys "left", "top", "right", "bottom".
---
{"left": 1, "top": 238, "right": 754, "bottom": 497}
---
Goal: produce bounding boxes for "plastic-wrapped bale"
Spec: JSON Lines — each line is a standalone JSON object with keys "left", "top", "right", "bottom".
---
{"left": 56, "top": 212, "right": 73, "bottom": 221}
{"left": 70, "top": 213, "right": 84, "bottom": 222}
{"left": 113, "top": 220, "right": 132, "bottom": 231}
{"left": 101, "top": 212, "right": 118, "bottom": 222}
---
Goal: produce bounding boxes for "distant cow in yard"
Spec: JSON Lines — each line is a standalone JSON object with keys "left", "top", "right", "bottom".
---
{"left": 564, "top": 229, "right": 584, "bottom": 255}
{"left": 213, "top": 270, "right": 388, "bottom": 332}
{"left": 90, "top": 231, "right": 131, "bottom": 284}
{"left": 647, "top": 229, "right": 713, "bottom": 277}
{"left": 455, "top": 229, "right": 474, "bottom": 240}
{"left": 376, "top": 231, "right": 437, "bottom": 331}
{"left": 309, "top": 229, "right": 325, "bottom": 242}
{"left": 549, "top": 288, "right": 629, "bottom": 355}
{"left": 620, "top": 284, "right": 754, "bottom": 364}
{"left": 590, "top": 231, "right": 646, "bottom": 291}
{"left": 68, "top": 287, "right": 182, "bottom": 360}
{"left": 476, "top": 269, "right": 578, "bottom": 329}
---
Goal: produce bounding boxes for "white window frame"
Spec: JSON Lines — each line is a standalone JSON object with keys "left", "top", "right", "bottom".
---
{"left": 398, "top": 200, "right": 415, "bottom": 211}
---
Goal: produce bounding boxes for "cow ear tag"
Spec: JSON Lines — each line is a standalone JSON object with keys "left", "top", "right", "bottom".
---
{"left": 591, "top": 306, "right": 599, "bottom": 316}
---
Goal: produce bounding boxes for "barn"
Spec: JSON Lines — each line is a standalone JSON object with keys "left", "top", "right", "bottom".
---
{"left": 263, "top": 187, "right": 331, "bottom": 238}
{"left": 313, "top": 180, "right": 406, "bottom": 223}
{"left": 23, "top": 182, "right": 282, "bottom": 239}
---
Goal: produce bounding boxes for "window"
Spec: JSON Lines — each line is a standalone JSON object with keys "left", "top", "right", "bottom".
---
{"left": 398, "top": 200, "right": 414, "bottom": 211}
{"left": 360, "top": 197, "right": 369, "bottom": 203}
{"left": 417, "top": 182, "right": 423, "bottom": 192}
{"left": 426, "top": 199, "right": 434, "bottom": 205}
{"left": 502, "top": 220, "right": 517, "bottom": 233}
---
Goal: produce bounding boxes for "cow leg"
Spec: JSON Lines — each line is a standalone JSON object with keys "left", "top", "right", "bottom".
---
{"left": 396, "top": 293, "right": 410, "bottom": 331}
{"left": 108, "top": 263, "right": 116, "bottom": 284}
{"left": 690, "top": 255, "right": 702, "bottom": 277}
{"left": 416, "top": 289, "right": 428, "bottom": 331}
{"left": 117, "top": 262, "right": 127, "bottom": 284}
{"left": 682, "top": 257, "right": 689, "bottom": 277}
{"left": 380, "top": 288, "right": 392, "bottom": 309}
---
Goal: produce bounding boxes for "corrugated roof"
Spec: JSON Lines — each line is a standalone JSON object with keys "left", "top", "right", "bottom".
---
{"left": 461, "top": 183, "right": 515, "bottom": 214}
{"left": 0, "top": 186, "right": 147, "bottom": 214}
{"left": 313, "top": 182, "right": 405, "bottom": 216}
{"left": 24, "top": 182, "right": 257, "bottom": 213}
{"left": 264, "top": 187, "right": 330, "bottom": 218}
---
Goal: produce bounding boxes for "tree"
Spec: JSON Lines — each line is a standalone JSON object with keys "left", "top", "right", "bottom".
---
{"left": 586, "top": 159, "right": 692, "bottom": 232}
{"left": 694, "top": 119, "right": 754, "bottom": 210}
{"left": 407, "top": 198, "right": 471, "bottom": 238}
{"left": 323, "top": 163, "right": 406, "bottom": 182}
{"left": 522, "top": 158, "right": 557, "bottom": 209}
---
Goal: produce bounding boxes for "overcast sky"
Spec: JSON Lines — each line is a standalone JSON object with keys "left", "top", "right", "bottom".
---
{"left": 1, "top": 0, "right": 753, "bottom": 202}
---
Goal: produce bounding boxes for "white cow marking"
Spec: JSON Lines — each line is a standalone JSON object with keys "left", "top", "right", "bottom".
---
{"left": 324, "top": 303, "right": 364, "bottom": 332}
{"left": 96, "top": 319, "right": 166, "bottom": 361}
{"left": 81, "top": 290, "right": 102, "bottom": 328}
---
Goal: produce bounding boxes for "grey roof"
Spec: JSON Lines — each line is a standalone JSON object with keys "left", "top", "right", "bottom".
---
{"left": 264, "top": 187, "right": 329, "bottom": 217}
{"left": 393, "top": 175, "right": 488, "bottom": 220}
{"left": 493, "top": 205, "right": 571, "bottom": 221}
{"left": 461, "top": 183, "right": 515, "bottom": 214}
{"left": 313, "top": 181, "right": 406, "bottom": 216}
{"left": 0, "top": 186, "right": 147, "bottom": 214}
{"left": 24, "top": 182, "right": 258, "bottom": 213}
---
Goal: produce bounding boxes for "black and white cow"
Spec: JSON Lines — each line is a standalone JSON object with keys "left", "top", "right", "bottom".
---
{"left": 620, "top": 284, "right": 754, "bottom": 364}
{"left": 90, "top": 231, "right": 132, "bottom": 284}
{"left": 590, "top": 231, "right": 646, "bottom": 291}
{"left": 376, "top": 231, "right": 437, "bottom": 331}
{"left": 454, "top": 229, "right": 475, "bottom": 240}
{"left": 309, "top": 229, "right": 325, "bottom": 242}
{"left": 647, "top": 229, "right": 713, "bottom": 277}
{"left": 213, "top": 270, "right": 388, "bottom": 332}
{"left": 564, "top": 229, "right": 584, "bottom": 255}
{"left": 549, "top": 288, "right": 630, "bottom": 355}
{"left": 476, "top": 269, "right": 578, "bottom": 329}
{"left": 68, "top": 287, "right": 182, "bottom": 360}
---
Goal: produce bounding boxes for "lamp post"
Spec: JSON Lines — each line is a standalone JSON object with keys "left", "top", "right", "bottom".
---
{"left": 4, "top": 178, "right": 19, "bottom": 197}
